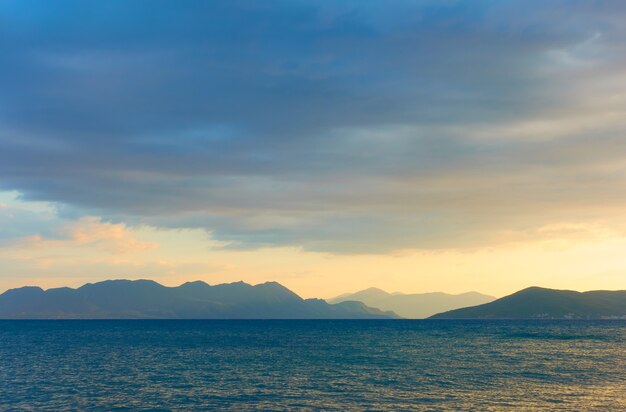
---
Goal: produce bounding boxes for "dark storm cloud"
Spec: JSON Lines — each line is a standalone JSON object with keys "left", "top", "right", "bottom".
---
{"left": 1, "top": 0, "right": 626, "bottom": 252}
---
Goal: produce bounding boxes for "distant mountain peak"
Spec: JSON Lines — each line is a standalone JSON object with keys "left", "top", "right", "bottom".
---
{"left": 179, "top": 280, "right": 210, "bottom": 287}
{"left": 78, "top": 278, "right": 161, "bottom": 289}
{"left": 328, "top": 287, "right": 495, "bottom": 318}
{"left": 330, "top": 287, "right": 390, "bottom": 301}
{"left": 2, "top": 286, "right": 44, "bottom": 298}
{"left": 516, "top": 286, "right": 554, "bottom": 293}
{"left": 362, "top": 287, "right": 389, "bottom": 293}
{"left": 12, "top": 286, "right": 43, "bottom": 292}
{"left": 259, "top": 281, "right": 281, "bottom": 286}
{"left": 256, "top": 281, "right": 291, "bottom": 290}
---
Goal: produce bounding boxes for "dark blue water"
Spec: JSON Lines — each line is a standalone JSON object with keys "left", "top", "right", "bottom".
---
{"left": 1, "top": 320, "right": 625, "bottom": 411}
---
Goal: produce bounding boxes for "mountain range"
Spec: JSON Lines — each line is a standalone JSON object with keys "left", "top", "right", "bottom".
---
{"left": 0, "top": 279, "right": 399, "bottom": 319}
{"left": 328, "top": 287, "right": 495, "bottom": 318}
{"left": 3, "top": 280, "right": 624, "bottom": 320}
{"left": 430, "top": 287, "right": 626, "bottom": 319}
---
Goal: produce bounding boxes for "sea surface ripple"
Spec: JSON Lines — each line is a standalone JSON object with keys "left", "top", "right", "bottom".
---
{"left": 1, "top": 320, "right": 625, "bottom": 411}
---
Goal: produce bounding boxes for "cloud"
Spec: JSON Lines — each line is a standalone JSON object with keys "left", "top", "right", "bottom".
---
{"left": 1, "top": 1, "right": 626, "bottom": 253}
{"left": 5, "top": 216, "right": 158, "bottom": 254}
{"left": 54, "top": 216, "right": 159, "bottom": 253}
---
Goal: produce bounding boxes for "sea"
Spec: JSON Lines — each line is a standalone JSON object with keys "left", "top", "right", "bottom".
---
{"left": 1, "top": 320, "right": 625, "bottom": 411}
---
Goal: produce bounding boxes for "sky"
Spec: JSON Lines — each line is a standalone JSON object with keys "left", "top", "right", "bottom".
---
{"left": 1, "top": 0, "right": 626, "bottom": 298}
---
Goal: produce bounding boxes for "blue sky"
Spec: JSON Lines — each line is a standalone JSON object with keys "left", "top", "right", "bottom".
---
{"left": 1, "top": 1, "right": 626, "bottom": 295}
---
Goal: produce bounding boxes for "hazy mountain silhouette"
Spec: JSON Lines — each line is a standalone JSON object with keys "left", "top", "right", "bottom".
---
{"left": 0, "top": 279, "right": 399, "bottom": 319}
{"left": 328, "top": 287, "right": 495, "bottom": 318}
{"left": 430, "top": 287, "right": 626, "bottom": 319}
